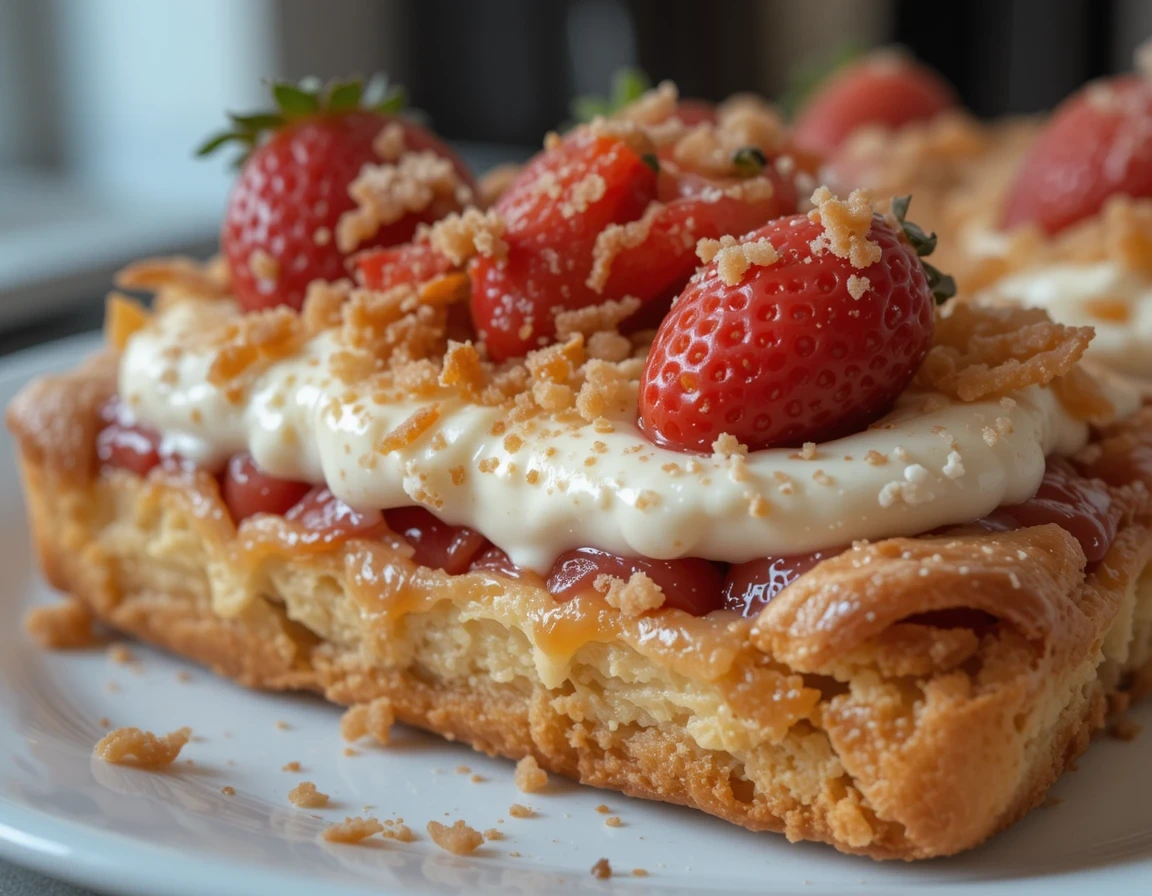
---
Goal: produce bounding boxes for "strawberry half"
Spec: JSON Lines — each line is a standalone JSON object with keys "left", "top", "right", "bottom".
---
{"left": 639, "top": 195, "right": 952, "bottom": 452}
{"left": 199, "top": 76, "right": 475, "bottom": 312}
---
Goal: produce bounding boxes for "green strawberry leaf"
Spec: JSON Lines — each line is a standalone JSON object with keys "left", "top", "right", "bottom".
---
{"left": 570, "top": 66, "right": 653, "bottom": 123}
{"left": 890, "top": 196, "right": 955, "bottom": 303}
{"left": 925, "top": 264, "right": 957, "bottom": 305}
{"left": 272, "top": 82, "right": 320, "bottom": 117}
{"left": 326, "top": 79, "right": 363, "bottom": 111}
{"left": 733, "top": 146, "right": 767, "bottom": 177}
{"left": 198, "top": 74, "right": 410, "bottom": 165}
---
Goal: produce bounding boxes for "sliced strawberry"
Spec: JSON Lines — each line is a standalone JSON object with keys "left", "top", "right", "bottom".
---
{"left": 469, "top": 130, "right": 800, "bottom": 361}
{"left": 599, "top": 167, "right": 798, "bottom": 305}
{"left": 469, "top": 131, "right": 659, "bottom": 360}
{"left": 639, "top": 196, "right": 948, "bottom": 452}
{"left": 791, "top": 55, "right": 956, "bottom": 157}
{"left": 200, "top": 78, "right": 475, "bottom": 312}
{"left": 1003, "top": 75, "right": 1152, "bottom": 234}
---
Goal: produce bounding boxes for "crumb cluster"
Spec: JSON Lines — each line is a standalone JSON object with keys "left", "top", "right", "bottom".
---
{"left": 426, "top": 819, "right": 484, "bottom": 855}
{"left": 23, "top": 600, "right": 97, "bottom": 649}
{"left": 94, "top": 726, "right": 191, "bottom": 767}
{"left": 340, "top": 697, "right": 394, "bottom": 745}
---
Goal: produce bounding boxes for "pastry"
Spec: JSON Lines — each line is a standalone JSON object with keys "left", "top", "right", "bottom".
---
{"left": 10, "top": 75, "right": 1152, "bottom": 861}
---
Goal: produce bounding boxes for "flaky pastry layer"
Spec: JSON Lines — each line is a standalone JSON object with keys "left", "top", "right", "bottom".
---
{"left": 9, "top": 362, "right": 1152, "bottom": 860}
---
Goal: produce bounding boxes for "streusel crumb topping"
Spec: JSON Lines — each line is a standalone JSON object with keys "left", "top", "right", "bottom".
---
{"left": 94, "top": 726, "right": 191, "bottom": 767}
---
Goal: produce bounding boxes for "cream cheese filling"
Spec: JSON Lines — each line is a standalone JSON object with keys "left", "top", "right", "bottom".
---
{"left": 119, "top": 300, "right": 1141, "bottom": 573}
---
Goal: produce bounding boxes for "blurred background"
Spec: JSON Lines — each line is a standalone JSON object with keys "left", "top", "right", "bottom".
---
{"left": 0, "top": 0, "right": 1149, "bottom": 349}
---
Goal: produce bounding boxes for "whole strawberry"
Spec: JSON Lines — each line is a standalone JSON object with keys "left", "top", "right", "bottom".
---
{"left": 791, "top": 53, "right": 956, "bottom": 158}
{"left": 1002, "top": 75, "right": 1152, "bottom": 234}
{"left": 639, "top": 194, "right": 953, "bottom": 452}
{"left": 199, "top": 77, "right": 475, "bottom": 311}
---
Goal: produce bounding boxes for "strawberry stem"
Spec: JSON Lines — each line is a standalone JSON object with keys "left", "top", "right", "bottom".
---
{"left": 196, "top": 74, "right": 406, "bottom": 166}
{"left": 891, "top": 195, "right": 956, "bottom": 304}
{"left": 570, "top": 67, "right": 653, "bottom": 123}
{"left": 732, "top": 146, "right": 767, "bottom": 176}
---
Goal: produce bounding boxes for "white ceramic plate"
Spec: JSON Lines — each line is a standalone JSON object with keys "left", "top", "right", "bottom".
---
{"left": 1, "top": 335, "right": 1150, "bottom": 896}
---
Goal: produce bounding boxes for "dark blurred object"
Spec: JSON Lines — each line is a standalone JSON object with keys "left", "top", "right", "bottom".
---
{"left": 894, "top": 0, "right": 1116, "bottom": 116}
{"left": 400, "top": 0, "right": 1139, "bottom": 148}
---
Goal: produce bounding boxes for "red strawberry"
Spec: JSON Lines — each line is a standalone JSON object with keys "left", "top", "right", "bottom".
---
{"left": 1002, "top": 75, "right": 1152, "bottom": 234}
{"left": 468, "top": 131, "right": 798, "bottom": 361}
{"left": 199, "top": 77, "right": 475, "bottom": 312}
{"left": 791, "top": 54, "right": 956, "bottom": 158}
{"left": 468, "top": 130, "right": 660, "bottom": 361}
{"left": 639, "top": 196, "right": 952, "bottom": 452}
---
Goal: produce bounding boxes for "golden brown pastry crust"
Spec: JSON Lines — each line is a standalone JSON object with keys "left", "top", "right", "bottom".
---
{"left": 9, "top": 361, "right": 1152, "bottom": 860}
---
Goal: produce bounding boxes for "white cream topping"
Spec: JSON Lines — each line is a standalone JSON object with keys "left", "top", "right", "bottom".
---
{"left": 983, "top": 260, "right": 1152, "bottom": 378}
{"left": 119, "top": 301, "right": 1140, "bottom": 573}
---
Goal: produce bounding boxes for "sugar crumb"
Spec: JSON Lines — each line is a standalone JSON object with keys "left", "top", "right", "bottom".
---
{"left": 427, "top": 820, "right": 483, "bottom": 855}
{"left": 380, "top": 819, "right": 415, "bottom": 842}
{"left": 322, "top": 816, "right": 383, "bottom": 844}
{"left": 340, "top": 697, "right": 394, "bottom": 745}
{"left": 514, "top": 755, "right": 548, "bottom": 792}
{"left": 288, "top": 781, "right": 330, "bottom": 808}
{"left": 594, "top": 571, "right": 665, "bottom": 616}
{"left": 591, "top": 858, "right": 613, "bottom": 879}
{"left": 508, "top": 803, "right": 534, "bottom": 818}
{"left": 94, "top": 726, "right": 191, "bottom": 768}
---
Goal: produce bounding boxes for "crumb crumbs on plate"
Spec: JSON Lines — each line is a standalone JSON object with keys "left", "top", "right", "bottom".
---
{"left": 605, "top": 816, "right": 622, "bottom": 827}
{"left": 343, "top": 747, "right": 359, "bottom": 757}
{"left": 322, "top": 816, "right": 383, "bottom": 844}
{"left": 221, "top": 786, "right": 235, "bottom": 796}
{"left": 22, "top": 599, "right": 98, "bottom": 649}
{"left": 591, "top": 857, "right": 612, "bottom": 879}
{"left": 470, "top": 774, "right": 485, "bottom": 783}
{"left": 98, "top": 717, "right": 111, "bottom": 728}
{"left": 107, "top": 643, "right": 134, "bottom": 664}
{"left": 94, "top": 726, "right": 191, "bottom": 768}
{"left": 595, "top": 804, "right": 610, "bottom": 814}
{"left": 275, "top": 720, "right": 291, "bottom": 731}
{"left": 288, "top": 781, "right": 330, "bottom": 808}
{"left": 340, "top": 697, "right": 394, "bottom": 745}
{"left": 633, "top": 869, "right": 649, "bottom": 877}
{"left": 514, "top": 755, "right": 548, "bottom": 793}
{"left": 508, "top": 803, "right": 534, "bottom": 818}
{"left": 380, "top": 819, "right": 415, "bottom": 842}
{"left": 483, "top": 828, "right": 503, "bottom": 841}
{"left": 427, "top": 820, "right": 483, "bottom": 855}
{"left": 281, "top": 761, "right": 301, "bottom": 772}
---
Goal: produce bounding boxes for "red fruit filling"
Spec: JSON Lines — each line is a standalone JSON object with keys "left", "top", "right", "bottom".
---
{"left": 282, "top": 487, "right": 386, "bottom": 544}
{"left": 95, "top": 405, "right": 1124, "bottom": 620}
{"left": 95, "top": 399, "right": 163, "bottom": 476}
{"left": 546, "top": 548, "right": 725, "bottom": 617}
{"left": 222, "top": 453, "right": 312, "bottom": 523}
{"left": 383, "top": 507, "right": 489, "bottom": 575}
